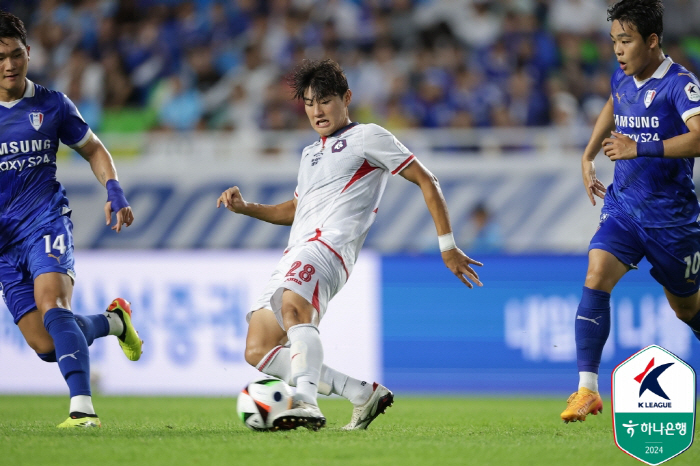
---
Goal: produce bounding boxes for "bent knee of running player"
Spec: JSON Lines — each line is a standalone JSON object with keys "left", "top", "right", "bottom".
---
{"left": 280, "top": 290, "right": 316, "bottom": 330}
{"left": 245, "top": 309, "right": 288, "bottom": 366}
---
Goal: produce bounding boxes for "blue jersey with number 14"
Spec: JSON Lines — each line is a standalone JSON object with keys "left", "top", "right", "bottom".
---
{"left": 605, "top": 56, "right": 700, "bottom": 228}
{"left": 0, "top": 79, "right": 91, "bottom": 253}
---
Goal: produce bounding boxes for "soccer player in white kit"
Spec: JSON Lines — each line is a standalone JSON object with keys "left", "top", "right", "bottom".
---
{"left": 217, "top": 59, "right": 483, "bottom": 431}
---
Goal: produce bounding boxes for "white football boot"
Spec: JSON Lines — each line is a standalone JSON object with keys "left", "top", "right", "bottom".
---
{"left": 342, "top": 383, "right": 394, "bottom": 430}
{"left": 272, "top": 399, "right": 326, "bottom": 431}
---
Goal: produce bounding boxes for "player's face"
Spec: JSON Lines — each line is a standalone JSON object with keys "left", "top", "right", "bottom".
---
{"left": 303, "top": 88, "right": 352, "bottom": 137}
{"left": 610, "top": 19, "right": 658, "bottom": 79}
{"left": 0, "top": 37, "right": 29, "bottom": 99}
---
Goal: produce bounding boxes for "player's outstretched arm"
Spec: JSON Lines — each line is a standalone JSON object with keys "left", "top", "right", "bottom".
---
{"left": 217, "top": 186, "right": 296, "bottom": 226}
{"left": 399, "top": 160, "right": 483, "bottom": 288}
{"left": 75, "top": 134, "right": 134, "bottom": 233}
{"left": 603, "top": 115, "right": 700, "bottom": 161}
{"left": 581, "top": 95, "right": 614, "bottom": 206}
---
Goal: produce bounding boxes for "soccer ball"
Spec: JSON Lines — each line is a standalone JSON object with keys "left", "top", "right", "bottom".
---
{"left": 236, "top": 377, "right": 292, "bottom": 431}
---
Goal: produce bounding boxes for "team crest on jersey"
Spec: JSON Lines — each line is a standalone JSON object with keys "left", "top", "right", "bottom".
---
{"left": 644, "top": 90, "right": 656, "bottom": 108}
{"left": 331, "top": 139, "right": 347, "bottom": 153}
{"left": 28, "top": 112, "right": 44, "bottom": 131}
{"left": 684, "top": 82, "right": 700, "bottom": 102}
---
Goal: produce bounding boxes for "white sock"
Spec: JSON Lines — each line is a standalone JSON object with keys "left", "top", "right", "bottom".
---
{"left": 103, "top": 311, "right": 124, "bottom": 337}
{"left": 257, "top": 345, "right": 373, "bottom": 405}
{"left": 578, "top": 371, "right": 598, "bottom": 392}
{"left": 69, "top": 395, "right": 95, "bottom": 415}
{"left": 287, "top": 324, "right": 323, "bottom": 405}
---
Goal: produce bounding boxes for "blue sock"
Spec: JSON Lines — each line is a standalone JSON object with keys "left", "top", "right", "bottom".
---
{"left": 687, "top": 310, "right": 700, "bottom": 343}
{"left": 74, "top": 314, "right": 110, "bottom": 346}
{"left": 43, "top": 308, "right": 91, "bottom": 397}
{"left": 37, "top": 351, "right": 56, "bottom": 362}
{"left": 575, "top": 287, "right": 611, "bottom": 374}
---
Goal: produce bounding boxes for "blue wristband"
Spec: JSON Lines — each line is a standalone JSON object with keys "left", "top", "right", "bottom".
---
{"left": 636, "top": 140, "right": 664, "bottom": 158}
{"left": 106, "top": 179, "right": 129, "bottom": 211}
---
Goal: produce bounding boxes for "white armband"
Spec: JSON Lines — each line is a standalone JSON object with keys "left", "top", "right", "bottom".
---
{"left": 438, "top": 232, "right": 456, "bottom": 252}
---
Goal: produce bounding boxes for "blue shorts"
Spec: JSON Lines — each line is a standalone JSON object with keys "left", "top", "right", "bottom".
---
{"left": 589, "top": 212, "right": 700, "bottom": 297}
{"left": 0, "top": 215, "right": 76, "bottom": 324}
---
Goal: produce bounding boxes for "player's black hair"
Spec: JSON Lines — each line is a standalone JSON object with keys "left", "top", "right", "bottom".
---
{"left": 290, "top": 59, "right": 349, "bottom": 102}
{"left": 607, "top": 0, "right": 664, "bottom": 47}
{"left": 0, "top": 11, "right": 27, "bottom": 46}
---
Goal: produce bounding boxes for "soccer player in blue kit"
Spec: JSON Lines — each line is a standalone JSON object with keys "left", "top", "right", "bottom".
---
{"left": 561, "top": 0, "right": 700, "bottom": 422}
{"left": 0, "top": 12, "right": 142, "bottom": 427}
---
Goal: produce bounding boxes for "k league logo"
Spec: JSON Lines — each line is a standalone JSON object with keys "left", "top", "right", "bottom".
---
{"left": 612, "top": 345, "right": 696, "bottom": 465}
{"left": 635, "top": 358, "right": 673, "bottom": 403}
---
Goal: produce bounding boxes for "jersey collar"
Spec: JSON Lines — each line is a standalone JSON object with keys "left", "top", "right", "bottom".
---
{"left": 324, "top": 121, "right": 359, "bottom": 139}
{"left": 0, "top": 78, "right": 35, "bottom": 109}
{"left": 633, "top": 56, "right": 673, "bottom": 89}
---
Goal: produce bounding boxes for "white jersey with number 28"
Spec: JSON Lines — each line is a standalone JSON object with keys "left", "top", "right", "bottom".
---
{"left": 288, "top": 122, "right": 415, "bottom": 278}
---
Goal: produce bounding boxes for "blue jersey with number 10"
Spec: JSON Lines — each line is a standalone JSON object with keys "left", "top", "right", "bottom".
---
{"left": 605, "top": 57, "right": 700, "bottom": 228}
{"left": 0, "top": 79, "right": 91, "bottom": 253}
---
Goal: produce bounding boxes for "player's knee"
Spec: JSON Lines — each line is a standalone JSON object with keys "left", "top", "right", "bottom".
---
{"left": 670, "top": 303, "right": 698, "bottom": 323}
{"left": 244, "top": 344, "right": 268, "bottom": 367}
{"left": 280, "top": 303, "right": 313, "bottom": 328}
{"left": 584, "top": 269, "right": 612, "bottom": 292}
{"left": 25, "top": 336, "right": 55, "bottom": 355}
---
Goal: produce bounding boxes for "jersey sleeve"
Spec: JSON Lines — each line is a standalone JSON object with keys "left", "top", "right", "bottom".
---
{"left": 362, "top": 124, "right": 415, "bottom": 175}
{"left": 669, "top": 71, "right": 700, "bottom": 123}
{"left": 58, "top": 93, "right": 92, "bottom": 149}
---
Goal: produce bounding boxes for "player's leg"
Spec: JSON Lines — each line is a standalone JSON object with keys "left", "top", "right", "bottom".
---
{"left": 249, "top": 309, "right": 378, "bottom": 404}
{"left": 561, "top": 248, "right": 625, "bottom": 422}
{"left": 27, "top": 215, "right": 102, "bottom": 427}
{"left": 663, "top": 290, "right": 700, "bottom": 341}
{"left": 247, "top": 309, "right": 392, "bottom": 429}
{"left": 17, "top": 300, "right": 139, "bottom": 361}
{"left": 577, "top": 249, "right": 628, "bottom": 389}
{"left": 644, "top": 222, "right": 700, "bottom": 342}
{"left": 563, "top": 214, "right": 642, "bottom": 423}
{"left": 272, "top": 288, "right": 327, "bottom": 430}
{"left": 16, "top": 310, "right": 56, "bottom": 361}
{"left": 34, "top": 271, "right": 100, "bottom": 427}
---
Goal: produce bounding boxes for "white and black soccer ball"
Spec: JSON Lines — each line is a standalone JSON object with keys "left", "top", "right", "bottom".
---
{"left": 236, "top": 377, "right": 292, "bottom": 431}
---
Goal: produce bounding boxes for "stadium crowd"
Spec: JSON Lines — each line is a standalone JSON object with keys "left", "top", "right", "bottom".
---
{"left": 2, "top": 0, "right": 699, "bottom": 133}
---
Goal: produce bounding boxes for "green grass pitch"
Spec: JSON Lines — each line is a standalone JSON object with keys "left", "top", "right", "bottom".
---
{"left": 1, "top": 395, "right": 697, "bottom": 466}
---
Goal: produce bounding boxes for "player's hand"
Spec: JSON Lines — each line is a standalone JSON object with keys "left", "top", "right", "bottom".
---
{"left": 603, "top": 131, "right": 637, "bottom": 161}
{"left": 217, "top": 186, "right": 248, "bottom": 213}
{"left": 581, "top": 159, "right": 606, "bottom": 206}
{"left": 104, "top": 203, "right": 134, "bottom": 233}
{"left": 441, "top": 248, "right": 483, "bottom": 288}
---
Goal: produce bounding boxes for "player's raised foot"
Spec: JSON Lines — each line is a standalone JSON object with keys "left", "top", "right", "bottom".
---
{"left": 272, "top": 400, "right": 326, "bottom": 431}
{"left": 342, "top": 383, "right": 394, "bottom": 430}
{"left": 107, "top": 298, "right": 142, "bottom": 361}
{"left": 57, "top": 412, "right": 101, "bottom": 428}
{"left": 561, "top": 387, "right": 603, "bottom": 423}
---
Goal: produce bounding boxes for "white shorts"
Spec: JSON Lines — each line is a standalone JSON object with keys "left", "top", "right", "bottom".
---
{"left": 248, "top": 241, "right": 347, "bottom": 329}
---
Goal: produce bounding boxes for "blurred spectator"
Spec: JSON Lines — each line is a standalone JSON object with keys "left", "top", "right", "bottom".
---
{"left": 548, "top": 0, "right": 607, "bottom": 36}
{"left": 460, "top": 202, "right": 504, "bottom": 254}
{"left": 66, "top": 76, "right": 102, "bottom": 131}
{"left": 10, "top": 0, "right": 698, "bottom": 136}
{"left": 156, "top": 75, "right": 205, "bottom": 131}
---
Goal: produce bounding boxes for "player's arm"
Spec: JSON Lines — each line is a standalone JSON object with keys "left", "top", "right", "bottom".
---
{"left": 74, "top": 133, "right": 134, "bottom": 233}
{"left": 399, "top": 159, "right": 483, "bottom": 288}
{"left": 217, "top": 186, "right": 296, "bottom": 226}
{"left": 603, "top": 115, "right": 700, "bottom": 160}
{"left": 581, "top": 95, "right": 614, "bottom": 206}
